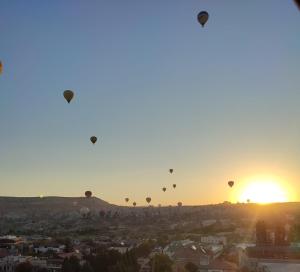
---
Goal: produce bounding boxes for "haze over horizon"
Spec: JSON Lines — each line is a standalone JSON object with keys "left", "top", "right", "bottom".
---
{"left": 0, "top": 1, "right": 299, "bottom": 206}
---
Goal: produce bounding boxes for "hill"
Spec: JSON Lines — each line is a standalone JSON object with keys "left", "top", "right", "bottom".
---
{"left": 0, "top": 196, "right": 114, "bottom": 218}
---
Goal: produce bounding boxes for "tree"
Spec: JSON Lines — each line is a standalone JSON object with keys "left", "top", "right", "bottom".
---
{"left": 113, "top": 250, "right": 139, "bottom": 272}
{"left": 150, "top": 254, "right": 173, "bottom": 272}
{"left": 36, "top": 268, "right": 48, "bottom": 272}
{"left": 185, "top": 262, "right": 198, "bottom": 272}
{"left": 64, "top": 238, "right": 73, "bottom": 253}
{"left": 62, "top": 256, "right": 81, "bottom": 272}
{"left": 81, "top": 262, "right": 94, "bottom": 272}
{"left": 134, "top": 241, "right": 155, "bottom": 258}
{"left": 15, "top": 262, "right": 33, "bottom": 272}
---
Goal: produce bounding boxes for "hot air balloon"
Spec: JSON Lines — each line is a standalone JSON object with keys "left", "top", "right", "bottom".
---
{"left": 197, "top": 11, "right": 209, "bottom": 27}
{"left": 173, "top": 184, "right": 176, "bottom": 189}
{"left": 125, "top": 198, "right": 129, "bottom": 203}
{"left": 178, "top": 202, "right": 182, "bottom": 207}
{"left": 85, "top": 191, "right": 92, "bottom": 198}
{"left": 162, "top": 187, "right": 166, "bottom": 192}
{"left": 228, "top": 181, "right": 234, "bottom": 188}
{"left": 133, "top": 202, "right": 136, "bottom": 207}
{"left": 63, "top": 90, "right": 74, "bottom": 103}
{"left": 146, "top": 197, "right": 151, "bottom": 204}
{"left": 169, "top": 169, "right": 173, "bottom": 174}
{"left": 90, "top": 136, "right": 97, "bottom": 144}
{"left": 0, "top": 61, "right": 3, "bottom": 74}
{"left": 80, "top": 207, "right": 90, "bottom": 217}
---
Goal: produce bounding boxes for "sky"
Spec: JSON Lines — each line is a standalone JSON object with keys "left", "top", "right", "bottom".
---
{"left": 0, "top": 0, "right": 299, "bottom": 206}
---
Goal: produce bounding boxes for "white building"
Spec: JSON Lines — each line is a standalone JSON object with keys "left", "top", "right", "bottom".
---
{"left": 201, "top": 236, "right": 227, "bottom": 246}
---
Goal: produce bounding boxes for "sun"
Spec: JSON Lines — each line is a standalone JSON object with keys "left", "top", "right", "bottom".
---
{"left": 239, "top": 180, "right": 288, "bottom": 204}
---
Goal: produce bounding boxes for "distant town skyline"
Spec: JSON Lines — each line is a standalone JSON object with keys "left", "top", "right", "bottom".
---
{"left": 0, "top": 1, "right": 299, "bottom": 205}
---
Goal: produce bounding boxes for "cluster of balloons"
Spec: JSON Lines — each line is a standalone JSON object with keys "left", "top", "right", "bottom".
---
{"left": 63, "top": 90, "right": 98, "bottom": 145}
{"left": 162, "top": 169, "right": 176, "bottom": 191}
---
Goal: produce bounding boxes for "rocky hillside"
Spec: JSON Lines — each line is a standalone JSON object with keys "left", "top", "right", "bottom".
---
{"left": 0, "top": 196, "right": 114, "bottom": 218}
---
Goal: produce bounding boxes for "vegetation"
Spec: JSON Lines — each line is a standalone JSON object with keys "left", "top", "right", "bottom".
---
{"left": 185, "top": 262, "right": 199, "bottom": 272}
{"left": 150, "top": 254, "right": 173, "bottom": 272}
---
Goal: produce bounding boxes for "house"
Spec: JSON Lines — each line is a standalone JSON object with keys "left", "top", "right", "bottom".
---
{"left": 201, "top": 236, "right": 227, "bottom": 246}
{"left": 198, "top": 259, "right": 238, "bottom": 272}
{"left": 164, "top": 240, "right": 224, "bottom": 271}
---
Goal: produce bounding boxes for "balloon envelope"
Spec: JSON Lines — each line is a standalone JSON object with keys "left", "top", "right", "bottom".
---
{"left": 178, "top": 202, "right": 182, "bottom": 207}
{"left": 162, "top": 187, "right": 166, "bottom": 192}
{"left": 146, "top": 197, "right": 151, "bottom": 204}
{"left": 90, "top": 136, "right": 97, "bottom": 144}
{"left": 228, "top": 181, "right": 234, "bottom": 188}
{"left": 197, "top": 11, "right": 209, "bottom": 27}
{"left": 63, "top": 90, "right": 74, "bottom": 103}
{"left": 133, "top": 202, "right": 136, "bottom": 207}
{"left": 173, "top": 184, "right": 176, "bottom": 189}
{"left": 169, "top": 169, "right": 173, "bottom": 174}
{"left": 125, "top": 198, "right": 129, "bottom": 202}
{"left": 80, "top": 207, "right": 90, "bottom": 216}
{"left": 85, "top": 191, "right": 92, "bottom": 198}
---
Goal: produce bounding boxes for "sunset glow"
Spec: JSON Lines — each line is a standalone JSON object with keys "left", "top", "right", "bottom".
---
{"left": 238, "top": 180, "right": 288, "bottom": 204}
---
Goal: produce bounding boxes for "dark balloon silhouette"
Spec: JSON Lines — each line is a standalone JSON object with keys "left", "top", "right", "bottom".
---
{"left": 178, "top": 202, "right": 182, "bottom": 207}
{"left": 90, "top": 136, "right": 97, "bottom": 144}
{"left": 228, "top": 181, "right": 234, "bottom": 188}
{"left": 63, "top": 90, "right": 74, "bottom": 103}
{"left": 169, "top": 169, "right": 174, "bottom": 174}
{"left": 173, "top": 184, "right": 176, "bottom": 189}
{"left": 162, "top": 187, "right": 166, "bottom": 192}
{"left": 146, "top": 197, "right": 151, "bottom": 204}
{"left": 125, "top": 197, "right": 129, "bottom": 203}
{"left": 85, "top": 191, "right": 92, "bottom": 198}
{"left": 197, "top": 11, "right": 209, "bottom": 27}
{"left": 133, "top": 202, "right": 136, "bottom": 207}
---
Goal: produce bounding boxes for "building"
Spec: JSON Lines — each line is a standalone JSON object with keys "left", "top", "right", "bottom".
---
{"left": 201, "top": 236, "right": 227, "bottom": 246}
{"left": 239, "top": 220, "right": 300, "bottom": 271}
{"left": 164, "top": 240, "right": 225, "bottom": 271}
{"left": 198, "top": 259, "right": 238, "bottom": 272}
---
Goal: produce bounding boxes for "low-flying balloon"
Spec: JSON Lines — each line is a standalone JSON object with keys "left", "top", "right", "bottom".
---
{"left": 162, "top": 187, "right": 166, "bottom": 192}
{"left": 85, "top": 191, "right": 92, "bottom": 198}
{"left": 125, "top": 198, "right": 129, "bottom": 203}
{"left": 173, "top": 184, "right": 176, "bottom": 189}
{"left": 178, "top": 202, "right": 182, "bottom": 207}
{"left": 63, "top": 90, "right": 74, "bottom": 103}
{"left": 80, "top": 207, "right": 90, "bottom": 217}
{"left": 90, "top": 136, "right": 97, "bottom": 144}
{"left": 197, "top": 11, "right": 209, "bottom": 27}
{"left": 133, "top": 202, "right": 136, "bottom": 207}
{"left": 169, "top": 169, "right": 173, "bottom": 174}
{"left": 146, "top": 197, "right": 151, "bottom": 204}
{"left": 228, "top": 181, "right": 234, "bottom": 188}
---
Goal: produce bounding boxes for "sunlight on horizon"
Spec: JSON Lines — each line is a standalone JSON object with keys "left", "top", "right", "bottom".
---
{"left": 238, "top": 179, "right": 288, "bottom": 204}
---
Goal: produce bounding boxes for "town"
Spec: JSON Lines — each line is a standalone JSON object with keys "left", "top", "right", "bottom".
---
{"left": 1, "top": 197, "right": 300, "bottom": 272}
